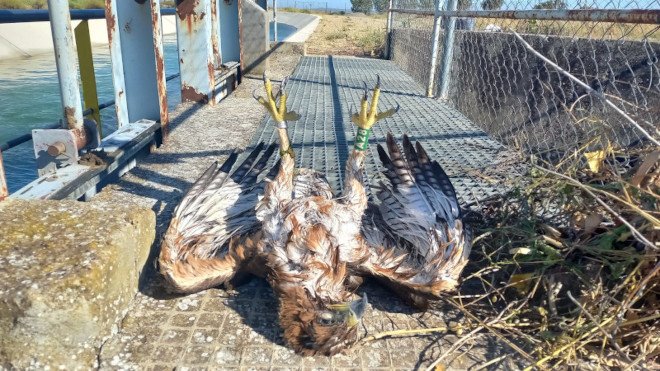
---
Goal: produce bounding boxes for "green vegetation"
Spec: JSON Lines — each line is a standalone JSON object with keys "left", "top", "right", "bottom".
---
{"left": 0, "top": 0, "right": 105, "bottom": 9}
{"left": 355, "top": 27, "right": 384, "bottom": 55}
{"left": 481, "top": 0, "right": 503, "bottom": 10}
{"left": 0, "top": 0, "right": 48, "bottom": 9}
{"left": 350, "top": 0, "right": 373, "bottom": 14}
{"left": 533, "top": 0, "right": 568, "bottom": 9}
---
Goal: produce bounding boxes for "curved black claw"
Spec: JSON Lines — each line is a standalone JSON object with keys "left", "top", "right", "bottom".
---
{"left": 394, "top": 103, "right": 400, "bottom": 113}
{"left": 362, "top": 81, "right": 369, "bottom": 100}
{"left": 252, "top": 89, "right": 261, "bottom": 102}
{"left": 375, "top": 75, "right": 381, "bottom": 90}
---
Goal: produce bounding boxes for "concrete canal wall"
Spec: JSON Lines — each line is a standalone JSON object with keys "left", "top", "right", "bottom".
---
{"left": 0, "top": 15, "right": 177, "bottom": 60}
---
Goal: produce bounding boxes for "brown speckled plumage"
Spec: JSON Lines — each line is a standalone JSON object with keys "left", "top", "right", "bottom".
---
{"left": 158, "top": 75, "right": 471, "bottom": 356}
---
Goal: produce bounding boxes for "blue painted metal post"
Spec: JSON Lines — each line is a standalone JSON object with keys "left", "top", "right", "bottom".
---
{"left": 176, "top": 0, "right": 216, "bottom": 104}
{"left": 436, "top": 0, "right": 458, "bottom": 99}
{"left": 151, "top": 0, "right": 170, "bottom": 139}
{"left": 220, "top": 0, "right": 240, "bottom": 64}
{"left": 47, "top": 0, "right": 84, "bottom": 130}
{"left": 104, "top": 0, "right": 129, "bottom": 127}
{"left": 105, "top": 0, "right": 161, "bottom": 126}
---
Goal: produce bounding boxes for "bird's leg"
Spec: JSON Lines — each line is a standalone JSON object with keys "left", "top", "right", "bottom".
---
{"left": 343, "top": 76, "right": 398, "bottom": 207}
{"left": 253, "top": 73, "right": 299, "bottom": 158}
{"left": 253, "top": 73, "right": 299, "bottom": 209}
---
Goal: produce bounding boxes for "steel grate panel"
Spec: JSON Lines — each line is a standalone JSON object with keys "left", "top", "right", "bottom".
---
{"left": 247, "top": 56, "right": 506, "bottom": 208}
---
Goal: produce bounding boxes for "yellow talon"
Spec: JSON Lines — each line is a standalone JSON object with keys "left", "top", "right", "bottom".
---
{"left": 253, "top": 73, "right": 299, "bottom": 123}
{"left": 350, "top": 75, "right": 398, "bottom": 130}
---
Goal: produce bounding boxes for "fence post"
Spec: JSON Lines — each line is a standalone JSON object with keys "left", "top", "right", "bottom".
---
{"left": 274, "top": 0, "right": 278, "bottom": 42}
{"left": 437, "top": 0, "right": 457, "bottom": 99}
{"left": 426, "top": 0, "right": 442, "bottom": 97}
{"left": 47, "top": 0, "right": 84, "bottom": 131}
{"left": 385, "top": 0, "right": 393, "bottom": 59}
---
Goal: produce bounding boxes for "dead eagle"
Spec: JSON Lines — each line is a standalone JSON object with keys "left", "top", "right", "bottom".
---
{"left": 158, "top": 74, "right": 471, "bottom": 356}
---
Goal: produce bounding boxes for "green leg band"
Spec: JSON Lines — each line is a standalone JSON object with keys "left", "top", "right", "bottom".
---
{"left": 354, "top": 128, "right": 371, "bottom": 151}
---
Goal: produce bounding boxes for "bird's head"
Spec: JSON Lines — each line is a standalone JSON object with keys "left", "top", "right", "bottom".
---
{"left": 277, "top": 286, "right": 368, "bottom": 356}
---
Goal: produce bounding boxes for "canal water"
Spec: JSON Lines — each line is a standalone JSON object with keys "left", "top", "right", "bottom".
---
{"left": 1, "top": 22, "right": 297, "bottom": 194}
{"left": 270, "top": 21, "right": 296, "bottom": 41}
{"left": 0, "top": 35, "right": 181, "bottom": 193}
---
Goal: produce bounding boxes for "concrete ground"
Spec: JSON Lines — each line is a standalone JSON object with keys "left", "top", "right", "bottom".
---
{"left": 95, "top": 53, "right": 523, "bottom": 370}
{"left": 269, "top": 12, "right": 320, "bottom": 43}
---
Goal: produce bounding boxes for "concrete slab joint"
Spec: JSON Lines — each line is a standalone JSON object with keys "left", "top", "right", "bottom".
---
{"left": 0, "top": 199, "right": 156, "bottom": 369}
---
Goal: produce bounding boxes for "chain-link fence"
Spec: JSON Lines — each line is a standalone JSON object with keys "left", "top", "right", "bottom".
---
{"left": 389, "top": 0, "right": 660, "bottom": 164}
{"left": 389, "top": 3, "right": 660, "bottom": 367}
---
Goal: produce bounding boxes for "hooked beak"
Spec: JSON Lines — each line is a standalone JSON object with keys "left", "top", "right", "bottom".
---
{"left": 347, "top": 293, "right": 368, "bottom": 327}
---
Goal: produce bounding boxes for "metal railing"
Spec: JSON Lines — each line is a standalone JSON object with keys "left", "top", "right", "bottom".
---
{"left": 0, "top": 5, "right": 173, "bottom": 198}
{"left": 0, "top": 8, "right": 176, "bottom": 23}
{"left": 0, "top": 73, "right": 180, "bottom": 153}
{"left": 1, "top": 0, "right": 242, "bottom": 201}
{"left": 0, "top": 1, "right": 174, "bottom": 200}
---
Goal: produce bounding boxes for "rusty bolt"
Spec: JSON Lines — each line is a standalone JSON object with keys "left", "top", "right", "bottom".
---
{"left": 47, "top": 142, "right": 67, "bottom": 157}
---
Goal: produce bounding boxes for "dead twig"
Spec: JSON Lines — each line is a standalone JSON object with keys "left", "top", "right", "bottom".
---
{"left": 567, "top": 291, "right": 632, "bottom": 363}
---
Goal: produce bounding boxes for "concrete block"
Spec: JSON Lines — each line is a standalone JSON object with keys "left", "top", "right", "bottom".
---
{"left": 241, "top": 0, "right": 269, "bottom": 76}
{"left": 0, "top": 199, "right": 156, "bottom": 370}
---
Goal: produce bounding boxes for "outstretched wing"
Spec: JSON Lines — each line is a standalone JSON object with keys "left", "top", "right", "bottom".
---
{"left": 359, "top": 133, "right": 471, "bottom": 299}
{"left": 159, "top": 143, "right": 277, "bottom": 293}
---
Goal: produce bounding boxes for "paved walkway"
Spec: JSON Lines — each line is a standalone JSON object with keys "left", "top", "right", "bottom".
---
{"left": 96, "top": 56, "right": 519, "bottom": 370}
{"left": 248, "top": 56, "right": 506, "bottom": 209}
{"left": 269, "top": 12, "right": 320, "bottom": 43}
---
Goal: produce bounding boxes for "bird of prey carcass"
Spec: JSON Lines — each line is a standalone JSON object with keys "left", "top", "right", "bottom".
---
{"left": 158, "top": 74, "right": 472, "bottom": 356}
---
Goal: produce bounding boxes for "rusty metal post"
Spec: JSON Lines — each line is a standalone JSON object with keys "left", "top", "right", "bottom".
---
{"left": 104, "top": 0, "right": 129, "bottom": 127}
{"left": 211, "top": 0, "right": 223, "bottom": 67}
{"left": 105, "top": 0, "right": 161, "bottom": 126}
{"left": 151, "top": 0, "right": 170, "bottom": 139}
{"left": 0, "top": 150, "right": 8, "bottom": 201}
{"left": 47, "top": 0, "right": 84, "bottom": 131}
{"left": 176, "top": 0, "right": 216, "bottom": 104}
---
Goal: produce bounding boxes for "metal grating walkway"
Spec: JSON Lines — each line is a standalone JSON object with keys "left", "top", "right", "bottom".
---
{"left": 95, "top": 56, "right": 521, "bottom": 370}
{"left": 248, "top": 56, "right": 506, "bottom": 208}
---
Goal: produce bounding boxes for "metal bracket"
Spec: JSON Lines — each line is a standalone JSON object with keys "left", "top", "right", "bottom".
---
{"left": 32, "top": 119, "right": 100, "bottom": 176}
{"left": 33, "top": 128, "right": 79, "bottom": 176}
